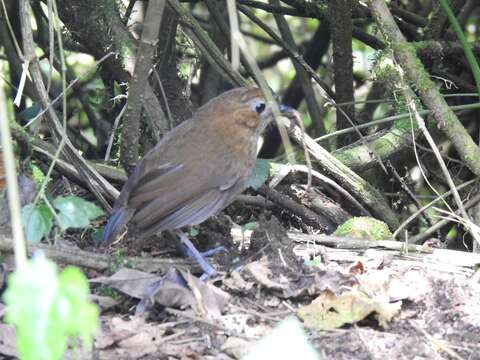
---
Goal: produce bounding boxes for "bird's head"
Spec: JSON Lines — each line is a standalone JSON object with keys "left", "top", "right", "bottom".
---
{"left": 199, "top": 87, "right": 300, "bottom": 139}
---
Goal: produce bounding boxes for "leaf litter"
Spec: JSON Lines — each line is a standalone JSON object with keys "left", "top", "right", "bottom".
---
{"left": 2, "top": 216, "right": 480, "bottom": 359}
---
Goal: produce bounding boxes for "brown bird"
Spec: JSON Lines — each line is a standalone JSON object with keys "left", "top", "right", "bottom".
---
{"left": 102, "top": 87, "right": 296, "bottom": 277}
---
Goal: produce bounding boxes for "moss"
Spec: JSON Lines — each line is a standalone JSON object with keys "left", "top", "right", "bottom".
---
{"left": 334, "top": 217, "right": 393, "bottom": 240}
{"left": 105, "top": 249, "right": 127, "bottom": 274}
{"left": 464, "top": 154, "right": 474, "bottom": 162}
{"left": 392, "top": 117, "right": 418, "bottom": 132}
{"left": 373, "top": 62, "right": 400, "bottom": 97}
{"left": 410, "top": 41, "right": 429, "bottom": 51}
{"left": 118, "top": 38, "right": 135, "bottom": 59}
{"left": 333, "top": 151, "right": 356, "bottom": 165}
{"left": 395, "top": 43, "right": 433, "bottom": 92}
{"left": 373, "top": 137, "right": 394, "bottom": 152}
{"left": 28, "top": 162, "right": 46, "bottom": 185}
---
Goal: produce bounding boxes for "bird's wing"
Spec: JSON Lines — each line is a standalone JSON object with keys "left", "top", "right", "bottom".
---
{"left": 136, "top": 188, "right": 231, "bottom": 237}
{"left": 119, "top": 143, "right": 247, "bottom": 234}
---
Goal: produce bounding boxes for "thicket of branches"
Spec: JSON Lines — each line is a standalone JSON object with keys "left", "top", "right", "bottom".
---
{"left": 1, "top": 0, "right": 480, "bottom": 249}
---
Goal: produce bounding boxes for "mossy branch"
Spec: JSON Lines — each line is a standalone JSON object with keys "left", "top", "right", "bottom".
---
{"left": 367, "top": 0, "right": 480, "bottom": 177}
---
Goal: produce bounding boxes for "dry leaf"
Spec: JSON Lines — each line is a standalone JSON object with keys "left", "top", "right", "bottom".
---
{"left": 297, "top": 289, "right": 401, "bottom": 330}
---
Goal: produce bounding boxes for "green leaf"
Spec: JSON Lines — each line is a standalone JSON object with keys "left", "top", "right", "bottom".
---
{"left": 268, "top": 162, "right": 284, "bottom": 178}
{"left": 81, "top": 198, "right": 105, "bottom": 219}
{"left": 188, "top": 227, "right": 199, "bottom": 237}
{"left": 91, "top": 228, "right": 104, "bottom": 245}
{"left": 246, "top": 159, "right": 286, "bottom": 190}
{"left": 18, "top": 102, "right": 41, "bottom": 121}
{"left": 21, "top": 204, "right": 54, "bottom": 243}
{"left": 242, "top": 221, "right": 259, "bottom": 231}
{"left": 57, "top": 267, "right": 99, "bottom": 347}
{"left": 3, "top": 256, "right": 99, "bottom": 360}
{"left": 246, "top": 159, "right": 271, "bottom": 190}
{"left": 53, "top": 196, "right": 104, "bottom": 230}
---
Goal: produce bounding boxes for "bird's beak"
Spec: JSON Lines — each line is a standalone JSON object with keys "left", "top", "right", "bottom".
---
{"left": 259, "top": 103, "right": 301, "bottom": 133}
{"left": 279, "top": 104, "right": 295, "bottom": 114}
{"left": 279, "top": 104, "right": 301, "bottom": 126}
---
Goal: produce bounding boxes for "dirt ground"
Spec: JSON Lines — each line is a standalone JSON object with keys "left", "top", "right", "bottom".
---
{"left": 1, "top": 215, "right": 480, "bottom": 359}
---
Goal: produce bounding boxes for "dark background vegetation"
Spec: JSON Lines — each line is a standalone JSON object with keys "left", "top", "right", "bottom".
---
{"left": 1, "top": 0, "right": 480, "bottom": 250}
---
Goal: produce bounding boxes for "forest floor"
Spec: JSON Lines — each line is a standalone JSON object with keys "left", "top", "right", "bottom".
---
{"left": 1, "top": 213, "right": 480, "bottom": 359}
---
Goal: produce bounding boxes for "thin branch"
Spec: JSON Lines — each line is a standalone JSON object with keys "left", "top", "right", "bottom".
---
{"left": 0, "top": 230, "right": 198, "bottom": 273}
{"left": 168, "top": 0, "right": 247, "bottom": 86}
{"left": 121, "top": 0, "right": 167, "bottom": 172}
{"left": 393, "top": 179, "right": 477, "bottom": 239}
{"left": 0, "top": 72, "right": 27, "bottom": 269}
{"left": 19, "top": 0, "right": 117, "bottom": 209}
{"left": 409, "top": 192, "right": 480, "bottom": 244}
{"left": 270, "top": 0, "right": 325, "bottom": 135}
{"left": 367, "top": 0, "right": 480, "bottom": 177}
{"left": 238, "top": 4, "right": 335, "bottom": 100}
{"left": 280, "top": 116, "right": 400, "bottom": 230}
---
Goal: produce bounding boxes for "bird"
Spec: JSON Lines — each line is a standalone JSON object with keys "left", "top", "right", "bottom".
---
{"left": 102, "top": 86, "right": 297, "bottom": 277}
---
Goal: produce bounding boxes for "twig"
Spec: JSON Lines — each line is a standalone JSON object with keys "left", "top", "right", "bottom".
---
{"left": 168, "top": 0, "right": 247, "bottom": 86}
{"left": 0, "top": 229, "right": 197, "bottom": 273}
{"left": 104, "top": 104, "right": 126, "bottom": 162}
{"left": 270, "top": 0, "right": 317, "bottom": 187}
{"left": 393, "top": 178, "right": 477, "bottom": 239}
{"left": 226, "top": 0, "right": 240, "bottom": 70}
{"left": 257, "top": 185, "right": 333, "bottom": 232}
{"left": 290, "top": 232, "right": 431, "bottom": 253}
{"left": 151, "top": 67, "right": 173, "bottom": 132}
{"left": 289, "top": 164, "right": 370, "bottom": 217}
{"left": 0, "top": 0, "right": 23, "bottom": 58}
{"left": 32, "top": 0, "right": 68, "bottom": 209}
{"left": 238, "top": 4, "right": 335, "bottom": 99}
{"left": 280, "top": 116, "right": 400, "bottom": 230}
{"left": 401, "top": 75, "right": 480, "bottom": 246}
{"left": 314, "top": 101, "right": 480, "bottom": 143}
{"left": 367, "top": 0, "right": 480, "bottom": 177}
{"left": 410, "top": 192, "right": 480, "bottom": 244}
{"left": 386, "top": 161, "right": 435, "bottom": 230}
{"left": 438, "top": 0, "right": 480, "bottom": 96}
{"left": 226, "top": 0, "right": 295, "bottom": 163}
{"left": 0, "top": 71, "right": 27, "bottom": 269}
{"left": 19, "top": 0, "right": 118, "bottom": 207}
{"left": 121, "top": 0, "right": 167, "bottom": 172}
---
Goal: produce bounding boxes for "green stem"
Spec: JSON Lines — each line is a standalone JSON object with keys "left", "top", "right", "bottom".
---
{"left": 438, "top": 0, "right": 480, "bottom": 97}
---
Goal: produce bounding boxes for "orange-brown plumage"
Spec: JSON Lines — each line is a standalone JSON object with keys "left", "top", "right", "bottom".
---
{"left": 102, "top": 87, "right": 295, "bottom": 268}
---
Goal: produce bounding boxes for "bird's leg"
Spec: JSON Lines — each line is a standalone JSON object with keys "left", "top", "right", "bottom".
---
{"left": 177, "top": 229, "right": 227, "bottom": 258}
{"left": 197, "top": 246, "right": 227, "bottom": 257}
{"left": 176, "top": 231, "right": 217, "bottom": 279}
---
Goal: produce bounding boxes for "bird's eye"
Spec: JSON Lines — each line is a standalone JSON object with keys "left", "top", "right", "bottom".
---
{"left": 255, "top": 102, "right": 266, "bottom": 114}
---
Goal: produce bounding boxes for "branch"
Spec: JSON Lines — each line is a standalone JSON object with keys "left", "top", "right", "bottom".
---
{"left": 270, "top": 0, "right": 325, "bottom": 135}
{"left": 0, "top": 229, "right": 198, "bottom": 273}
{"left": 367, "top": 0, "right": 480, "bottom": 177}
{"left": 121, "top": 0, "right": 167, "bottom": 173}
{"left": 281, "top": 117, "right": 400, "bottom": 230}
{"left": 19, "top": 0, "right": 118, "bottom": 209}
{"left": 168, "top": 0, "right": 247, "bottom": 86}
{"left": 329, "top": 0, "right": 355, "bottom": 146}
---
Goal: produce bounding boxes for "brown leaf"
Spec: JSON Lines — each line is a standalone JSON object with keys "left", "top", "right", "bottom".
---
{"left": 90, "top": 268, "right": 160, "bottom": 299}
{"left": 0, "top": 324, "right": 17, "bottom": 358}
{"left": 153, "top": 269, "right": 230, "bottom": 319}
{"left": 297, "top": 289, "right": 401, "bottom": 330}
{"left": 95, "top": 316, "right": 166, "bottom": 359}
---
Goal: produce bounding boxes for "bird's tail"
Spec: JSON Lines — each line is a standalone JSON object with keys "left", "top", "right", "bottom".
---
{"left": 101, "top": 207, "right": 135, "bottom": 245}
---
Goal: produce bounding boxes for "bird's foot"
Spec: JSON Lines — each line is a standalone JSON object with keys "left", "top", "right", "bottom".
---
{"left": 176, "top": 231, "right": 219, "bottom": 279}
{"left": 182, "top": 245, "right": 228, "bottom": 258}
